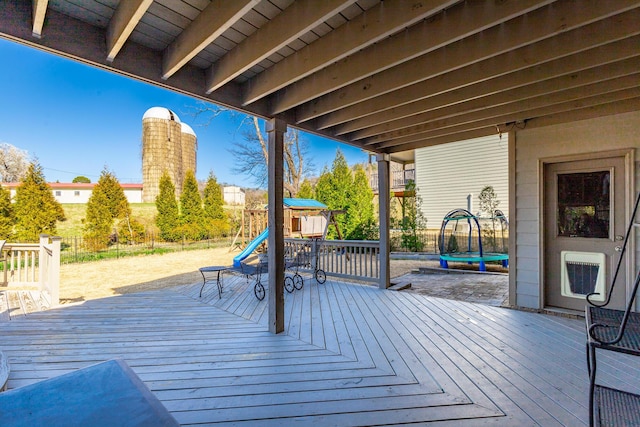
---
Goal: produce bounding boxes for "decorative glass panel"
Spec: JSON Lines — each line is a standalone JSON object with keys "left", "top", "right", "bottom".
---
{"left": 557, "top": 171, "right": 610, "bottom": 238}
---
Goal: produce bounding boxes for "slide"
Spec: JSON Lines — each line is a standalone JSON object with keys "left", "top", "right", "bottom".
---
{"left": 233, "top": 229, "right": 268, "bottom": 268}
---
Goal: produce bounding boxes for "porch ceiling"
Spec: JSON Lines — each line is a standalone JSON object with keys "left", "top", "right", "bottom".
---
{"left": 1, "top": 0, "right": 639, "bottom": 156}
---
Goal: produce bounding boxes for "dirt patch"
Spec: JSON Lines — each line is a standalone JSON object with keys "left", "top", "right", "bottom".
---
{"left": 59, "top": 248, "right": 235, "bottom": 304}
{"left": 58, "top": 249, "right": 503, "bottom": 304}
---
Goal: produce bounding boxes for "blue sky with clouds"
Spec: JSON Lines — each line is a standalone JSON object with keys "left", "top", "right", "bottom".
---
{"left": 0, "top": 38, "right": 368, "bottom": 187}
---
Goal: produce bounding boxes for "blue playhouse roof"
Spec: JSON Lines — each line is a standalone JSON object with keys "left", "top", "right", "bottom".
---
{"left": 282, "top": 198, "right": 327, "bottom": 209}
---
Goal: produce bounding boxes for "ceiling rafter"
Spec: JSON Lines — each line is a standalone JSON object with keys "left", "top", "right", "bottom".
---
{"left": 293, "top": 1, "right": 640, "bottom": 123}
{"left": 373, "top": 85, "right": 640, "bottom": 149}
{"left": 328, "top": 37, "right": 640, "bottom": 135}
{"left": 162, "top": 0, "right": 260, "bottom": 80}
{"left": 349, "top": 59, "right": 640, "bottom": 141}
{"left": 270, "top": 0, "right": 555, "bottom": 115}
{"left": 240, "top": 0, "right": 459, "bottom": 106}
{"left": 106, "top": 0, "right": 153, "bottom": 62}
{"left": 2, "top": 0, "right": 639, "bottom": 160}
{"left": 31, "top": 0, "right": 48, "bottom": 38}
{"left": 205, "top": 0, "right": 358, "bottom": 94}
{"left": 385, "top": 97, "right": 640, "bottom": 154}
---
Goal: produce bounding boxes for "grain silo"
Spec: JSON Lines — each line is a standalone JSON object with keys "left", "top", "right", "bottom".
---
{"left": 180, "top": 122, "right": 197, "bottom": 178}
{"left": 141, "top": 107, "right": 197, "bottom": 202}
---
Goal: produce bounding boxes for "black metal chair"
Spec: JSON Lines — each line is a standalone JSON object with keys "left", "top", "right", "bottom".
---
{"left": 586, "top": 192, "right": 640, "bottom": 427}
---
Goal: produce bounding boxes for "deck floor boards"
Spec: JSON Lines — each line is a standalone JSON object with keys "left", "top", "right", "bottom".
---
{"left": 2, "top": 274, "right": 640, "bottom": 425}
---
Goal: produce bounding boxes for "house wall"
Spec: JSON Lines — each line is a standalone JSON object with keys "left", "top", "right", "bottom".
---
{"left": 5, "top": 185, "right": 144, "bottom": 204}
{"left": 512, "top": 110, "right": 640, "bottom": 309}
{"left": 223, "top": 186, "right": 245, "bottom": 205}
{"left": 414, "top": 134, "right": 509, "bottom": 228}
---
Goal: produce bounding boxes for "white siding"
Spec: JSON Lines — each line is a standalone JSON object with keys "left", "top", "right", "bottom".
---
{"left": 7, "top": 186, "right": 144, "bottom": 204}
{"left": 414, "top": 134, "right": 509, "bottom": 228}
{"left": 223, "top": 186, "right": 245, "bottom": 205}
{"left": 513, "top": 110, "right": 640, "bottom": 309}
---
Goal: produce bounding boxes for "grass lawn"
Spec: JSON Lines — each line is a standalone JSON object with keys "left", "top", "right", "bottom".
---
{"left": 57, "top": 203, "right": 158, "bottom": 238}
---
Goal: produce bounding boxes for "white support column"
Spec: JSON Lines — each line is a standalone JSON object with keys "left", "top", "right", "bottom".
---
{"left": 266, "top": 118, "right": 286, "bottom": 333}
{"left": 377, "top": 154, "right": 391, "bottom": 289}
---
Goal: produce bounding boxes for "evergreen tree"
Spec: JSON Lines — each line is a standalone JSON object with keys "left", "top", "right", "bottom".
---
{"left": 203, "top": 171, "right": 229, "bottom": 236}
{"left": 315, "top": 150, "right": 353, "bottom": 239}
{"left": 13, "top": 162, "right": 65, "bottom": 241}
{"left": 313, "top": 168, "right": 332, "bottom": 205}
{"left": 400, "top": 180, "right": 427, "bottom": 251}
{"left": 0, "top": 184, "right": 15, "bottom": 239}
{"left": 345, "top": 164, "right": 376, "bottom": 239}
{"left": 155, "top": 172, "right": 179, "bottom": 241}
{"left": 96, "top": 168, "right": 130, "bottom": 221}
{"left": 297, "top": 179, "right": 314, "bottom": 199}
{"left": 328, "top": 150, "right": 352, "bottom": 213}
{"left": 83, "top": 185, "right": 113, "bottom": 250}
{"left": 203, "top": 171, "right": 225, "bottom": 220}
{"left": 83, "top": 168, "right": 131, "bottom": 250}
{"left": 179, "top": 170, "right": 206, "bottom": 240}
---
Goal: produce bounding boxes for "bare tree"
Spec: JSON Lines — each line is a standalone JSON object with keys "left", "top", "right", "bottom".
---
{"left": 228, "top": 117, "right": 312, "bottom": 197}
{"left": 187, "top": 102, "right": 312, "bottom": 197}
{"left": 0, "top": 143, "right": 30, "bottom": 182}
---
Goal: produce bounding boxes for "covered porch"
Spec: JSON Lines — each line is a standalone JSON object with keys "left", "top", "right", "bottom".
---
{"left": 3, "top": 274, "right": 639, "bottom": 425}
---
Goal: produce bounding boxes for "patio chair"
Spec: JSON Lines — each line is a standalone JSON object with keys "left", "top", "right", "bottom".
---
{"left": 586, "top": 192, "right": 640, "bottom": 427}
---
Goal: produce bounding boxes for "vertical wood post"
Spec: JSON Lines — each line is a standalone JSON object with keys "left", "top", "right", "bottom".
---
{"left": 50, "top": 236, "right": 62, "bottom": 307}
{"left": 38, "top": 234, "right": 48, "bottom": 292}
{"left": 267, "top": 118, "right": 286, "bottom": 334}
{"left": 377, "top": 154, "right": 391, "bottom": 289}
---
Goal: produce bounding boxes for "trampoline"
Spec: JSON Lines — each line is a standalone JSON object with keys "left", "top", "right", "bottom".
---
{"left": 438, "top": 208, "right": 509, "bottom": 272}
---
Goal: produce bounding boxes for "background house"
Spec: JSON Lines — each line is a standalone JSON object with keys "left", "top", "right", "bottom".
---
{"left": 414, "top": 134, "right": 509, "bottom": 226}
{"left": 2, "top": 182, "right": 144, "bottom": 204}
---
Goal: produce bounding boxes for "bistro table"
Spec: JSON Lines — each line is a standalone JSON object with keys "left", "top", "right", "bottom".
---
{"left": 198, "top": 266, "right": 228, "bottom": 298}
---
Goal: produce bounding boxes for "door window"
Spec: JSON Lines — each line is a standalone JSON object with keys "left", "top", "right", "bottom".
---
{"left": 557, "top": 171, "right": 610, "bottom": 238}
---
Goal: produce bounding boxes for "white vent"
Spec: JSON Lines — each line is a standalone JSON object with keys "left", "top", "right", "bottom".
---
{"left": 560, "top": 251, "right": 606, "bottom": 302}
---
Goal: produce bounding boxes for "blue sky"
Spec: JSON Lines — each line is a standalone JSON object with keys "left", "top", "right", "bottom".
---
{"left": 0, "top": 38, "right": 368, "bottom": 187}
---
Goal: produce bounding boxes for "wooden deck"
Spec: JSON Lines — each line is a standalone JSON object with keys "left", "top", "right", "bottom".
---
{"left": 2, "top": 273, "right": 640, "bottom": 426}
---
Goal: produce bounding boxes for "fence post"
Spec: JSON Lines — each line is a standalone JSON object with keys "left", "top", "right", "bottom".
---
{"left": 74, "top": 236, "right": 78, "bottom": 263}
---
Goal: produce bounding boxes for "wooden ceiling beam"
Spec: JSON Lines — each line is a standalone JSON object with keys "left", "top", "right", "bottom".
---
{"left": 373, "top": 85, "right": 640, "bottom": 148}
{"left": 270, "top": 0, "right": 554, "bottom": 115}
{"left": 241, "top": 0, "right": 459, "bottom": 106}
{"left": 206, "top": 0, "right": 357, "bottom": 94}
{"left": 162, "top": 0, "right": 259, "bottom": 80}
{"left": 349, "top": 59, "right": 640, "bottom": 141}
{"left": 294, "top": 2, "right": 640, "bottom": 123}
{"left": 31, "top": 0, "right": 48, "bottom": 38}
{"left": 106, "top": 0, "right": 153, "bottom": 62}
{"left": 384, "top": 128, "right": 501, "bottom": 153}
{"left": 384, "top": 97, "right": 640, "bottom": 154}
{"left": 328, "top": 37, "right": 640, "bottom": 134}
{"left": 522, "top": 97, "right": 640, "bottom": 130}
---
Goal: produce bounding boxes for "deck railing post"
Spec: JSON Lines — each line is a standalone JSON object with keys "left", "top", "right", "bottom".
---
{"left": 38, "top": 234, "right": 48, "bottom": 293}
{"left": 267, "top": 117, "right": 286, "bottom": 334}
{"left": 49, "top": 237, "right": 61, "bottom": 306}
{"left": 377, "top": 154, "right": 391, "bottom": 289}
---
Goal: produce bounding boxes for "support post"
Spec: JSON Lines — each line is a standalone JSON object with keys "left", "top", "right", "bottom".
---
{"left": 377, "top": 154, "right": 391, "bottom": 289}
{"left": 267, "top": 118, "right": 286, "bottom": 333}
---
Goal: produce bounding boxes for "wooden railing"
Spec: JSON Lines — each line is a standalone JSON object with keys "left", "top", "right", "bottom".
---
{"left": 1, "top": 235, "right": 61, "bottom": 307}
{"left": 284, "top": 238, "right": 380, "bottom": 283}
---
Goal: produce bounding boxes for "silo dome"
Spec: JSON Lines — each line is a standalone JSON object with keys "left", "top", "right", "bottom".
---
{"left": 142, "top": 106, "right": 181, "bottom": 122}
{"left": 180, "top": 122, "right": 196, "bottom": 136}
